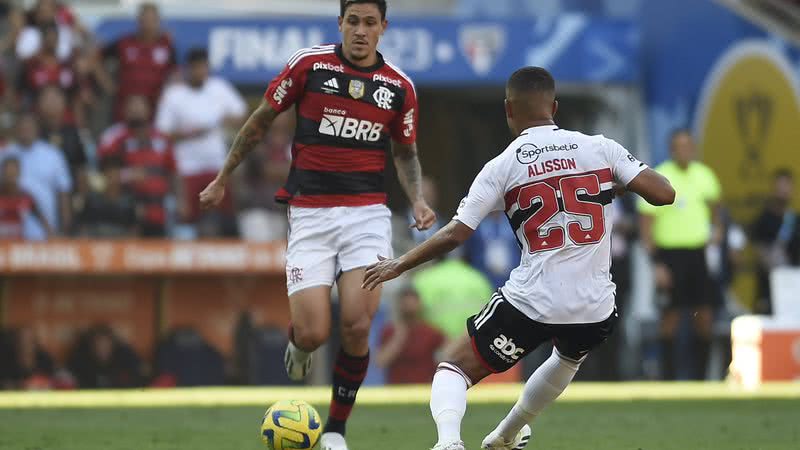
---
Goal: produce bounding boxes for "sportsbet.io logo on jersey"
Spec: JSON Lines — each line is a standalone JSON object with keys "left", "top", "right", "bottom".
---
{"left": 319, "top": 107, "right": 384, "bottom": 142}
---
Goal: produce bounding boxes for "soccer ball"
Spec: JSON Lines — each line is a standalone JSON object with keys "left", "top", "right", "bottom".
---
{"left": 260, "top": 400, "right": 322, "bottom": 450}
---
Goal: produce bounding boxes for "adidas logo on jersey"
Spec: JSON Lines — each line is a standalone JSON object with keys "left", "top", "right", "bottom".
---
{"left": 319, "top": 114, "right": 384, "bottom": 142}
{"left": 322, "top": 78, "right": 339, "bottom": 94}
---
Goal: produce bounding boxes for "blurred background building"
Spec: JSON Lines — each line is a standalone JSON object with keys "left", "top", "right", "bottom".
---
{"left": 0, "top": 0, "right": 799, "bottom": 390}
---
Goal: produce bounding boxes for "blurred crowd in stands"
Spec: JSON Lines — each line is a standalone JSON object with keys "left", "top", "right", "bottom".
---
{"left": 0, "top": 1, "right": 292, "bottom": 241}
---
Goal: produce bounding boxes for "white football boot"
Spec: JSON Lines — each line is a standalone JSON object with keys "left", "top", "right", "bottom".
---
{"left": 481, "top": 424, "right": 532, "bottom": 450}
{"left": 283, "top": 343, "right": 312, "bottom": 381}
{"left": 431, "top": 441, "right": 466, "bottom": 450}
{"left": 320, "top": 432, "right": 349, "bottom": 450}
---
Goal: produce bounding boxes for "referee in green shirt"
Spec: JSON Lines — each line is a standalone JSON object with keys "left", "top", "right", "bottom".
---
{"left": 638, "top": 130, "right": 722, "bottom": 380}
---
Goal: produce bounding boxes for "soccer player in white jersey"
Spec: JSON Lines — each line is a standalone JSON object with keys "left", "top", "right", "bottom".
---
{"left": 363, "top": 67, "right": 675, "bottom": 450}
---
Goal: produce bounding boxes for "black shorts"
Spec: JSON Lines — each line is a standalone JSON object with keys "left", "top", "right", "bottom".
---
{"left": 467, "top": 291, "right": 618, "bottom": 373}
{"left": 656, "top": 248, "right": 712, "bottom": 308}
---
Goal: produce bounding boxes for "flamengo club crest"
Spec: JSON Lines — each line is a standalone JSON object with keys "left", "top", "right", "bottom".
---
{"left": 459, "top": 25, "right": 507, "bottom": 76}
{"left": 348, "top": 80, "right": 365, "bottom": 99}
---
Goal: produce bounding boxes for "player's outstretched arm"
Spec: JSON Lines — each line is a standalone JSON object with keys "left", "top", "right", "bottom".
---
{"left": 199, "top": 100, "right": 279, "bottom": 210}
{"left": 392, "top": 141, "right": 437, "bottom": 230}
{"left": 625, "top": 168, "right": 676, "bottom": 206}
{"left": 362, "top": 220, "right": 474, "bottom": 290}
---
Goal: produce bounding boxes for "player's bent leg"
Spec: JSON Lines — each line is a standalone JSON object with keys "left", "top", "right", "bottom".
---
{"left": 429, "top": 333, "right": 493, "bottom": 449}
{"left": 286, "top": 286, "right": 332, "bottom": 381}
{"left": 318, "top": 268, "right": 381, "bottom": 449}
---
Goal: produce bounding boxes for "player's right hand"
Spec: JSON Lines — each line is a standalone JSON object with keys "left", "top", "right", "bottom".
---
{"left": 199, "top": 178, "right": 225, "bottom": 210}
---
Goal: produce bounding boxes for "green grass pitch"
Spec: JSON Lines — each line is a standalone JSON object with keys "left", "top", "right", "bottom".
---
{"left": 0, "top": 383, "right": 797, "bottom": 450}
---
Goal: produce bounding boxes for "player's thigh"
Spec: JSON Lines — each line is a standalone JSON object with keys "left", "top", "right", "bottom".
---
{"left": 336, "top": 204, "right": 393, "bottom": 274}
{"left": 552, "top": 308, "right": 619, "bottom": 361}
{"left": 336, "top": 268, "right": 382, "bottom": 333}
{"left": 289, "top": 286, "right": 333, "bottom": 348}
{"left": 285, "top": 206, "right": 338, "bottom": 297}
{"left": 467, "top": 291, "right": 548, "bottom": 376}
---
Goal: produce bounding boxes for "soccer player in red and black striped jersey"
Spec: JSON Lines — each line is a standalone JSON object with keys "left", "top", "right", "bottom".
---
{"left": 199, "top": 2, "right": 435, "bottom": 449}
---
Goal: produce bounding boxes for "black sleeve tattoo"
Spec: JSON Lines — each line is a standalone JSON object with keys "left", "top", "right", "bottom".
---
{"left": 218, "top": 100, "right": 279, "bottom": 183}
{"left": 392, "top": 141, "right": 423, "bottom": 203}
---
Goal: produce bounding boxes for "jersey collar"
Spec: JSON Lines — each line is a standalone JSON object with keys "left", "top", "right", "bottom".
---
{"left": 519, "top": 125, "right": 559, "bottom": 136}
{"left": 335, "top": 43, "right": 385, "bottom": 73}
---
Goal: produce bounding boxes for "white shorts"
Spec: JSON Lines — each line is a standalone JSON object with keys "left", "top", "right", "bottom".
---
{"left": 285, "top": 204, "right": 393, "bottom": 296}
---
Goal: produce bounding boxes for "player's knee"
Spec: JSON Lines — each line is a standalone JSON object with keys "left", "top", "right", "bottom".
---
{"left": 341, "top": 316, "right": 371, "bottom": 344}
{"left": 292, "top": 325, "right": 328, "bottom": 351}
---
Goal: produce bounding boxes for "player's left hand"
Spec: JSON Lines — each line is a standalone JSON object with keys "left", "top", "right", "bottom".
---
{"left": 411, "top": 200, "right": 437, "bottom": 231}
{"left": 362, "top": 255, "right": 403, "bottom": 291}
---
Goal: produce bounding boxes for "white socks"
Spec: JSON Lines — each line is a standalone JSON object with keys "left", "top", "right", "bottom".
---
{"left": 494, "top": 349, "right": 582, "bottom": 441}
{"left": 430, "top": 363, "right": 471, "bottom": 445}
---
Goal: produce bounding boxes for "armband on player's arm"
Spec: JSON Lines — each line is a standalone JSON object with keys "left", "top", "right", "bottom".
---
{"left": 216, "top": 100, "right": 279, "bottom": 185}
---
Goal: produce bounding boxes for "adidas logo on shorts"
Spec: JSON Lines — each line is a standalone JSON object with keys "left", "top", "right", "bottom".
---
{"left": 322, "top": 78, "right": 339, "bottom": 94}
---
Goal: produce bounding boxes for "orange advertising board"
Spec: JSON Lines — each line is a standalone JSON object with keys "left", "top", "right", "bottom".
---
{"left": 0, "top": 240, "right": 286, "bottom": 275}
{"left": 162, "top": 277, "right": 290, "bottom": 356}
{"left": 3, "top": 276, "right": 158, "bottom": 362}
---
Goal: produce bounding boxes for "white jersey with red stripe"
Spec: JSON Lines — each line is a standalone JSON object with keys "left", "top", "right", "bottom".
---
{"left": 454, "top": 125, "right": 647, "bottom": 324}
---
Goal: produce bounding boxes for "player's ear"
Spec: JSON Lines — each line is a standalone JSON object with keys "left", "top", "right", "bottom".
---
{"left": 338, "top": 16, "right": 343, "bottom": 32}
{"left": 552, "top": 100, "right": 558, "bottom": 117}
{"left": 504, "top": 99, "right": 513, "bottom": 118}
{"left": 381, "top": 19, "right": 388, "bottom": 35}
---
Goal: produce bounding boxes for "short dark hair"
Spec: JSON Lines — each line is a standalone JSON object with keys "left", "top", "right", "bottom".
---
{"left": 341, "top": 0, "right": 387, "bottom": 20}
{"left": 186, "top": 48, "right": 208, "bottom": 64}
{"left": 774, "top": 168, "right": 793, "bottom": 181}
{"left": 507, "top": 67, "right": 556, "bottom": 94}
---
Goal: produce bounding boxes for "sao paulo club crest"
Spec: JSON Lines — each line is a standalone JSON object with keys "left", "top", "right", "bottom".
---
{"left": 459, "top": 25, "right": 507, "bottom": 76}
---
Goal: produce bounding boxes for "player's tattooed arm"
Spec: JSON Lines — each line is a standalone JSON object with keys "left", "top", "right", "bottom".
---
{"left": 392, "top": 142, "right": 437, "bottom": 230}
{"left": 217, "top": 100, "right": 279, "bottom": 184}
{"left": 391, "top": 141, "right": 423, "bottom": 201}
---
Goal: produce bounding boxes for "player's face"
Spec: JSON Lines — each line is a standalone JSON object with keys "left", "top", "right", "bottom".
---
{"left": 338, "top": 4, "right": 387, "bottom": 62}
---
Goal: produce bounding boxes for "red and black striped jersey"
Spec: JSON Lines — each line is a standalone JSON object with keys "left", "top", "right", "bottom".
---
{"left": 264, "top": 44, "right": 418, "bottom": 208}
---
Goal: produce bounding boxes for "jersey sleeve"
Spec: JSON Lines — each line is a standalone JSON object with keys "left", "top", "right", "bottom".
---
{"left": 263, "top": 54, "right": 308, "bottom": 113}
{"left": 453, "top": 158, "right": 506, "bottom": 230}
{"left": 605, "top": 138, "right": 648, "bottom": 186}
{"left": 390, "top": 84, "right": 418, "bottom": 144}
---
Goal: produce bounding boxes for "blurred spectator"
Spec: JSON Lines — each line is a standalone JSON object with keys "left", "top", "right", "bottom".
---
{"left": 465, "top": 211, "right": 521, "bottom": 289}
{"left": 156, "top": 48, "right": 245, "bottom": 237}
{"left": 153, "top": 327, "right": 225, "bottom": 387}
{"left": 236, "top": 113, "right": 292, "bottom": 241}
{"left": 16, "top": 21, "right": 80, "bottom": 108}
{"left": 2, "top": 113, "right": 71, "bottom": 239}
{"left": 16, "top": 0, "right": 76, "bottom": 62}
{"left": 377, "top": 287, "right": 446, "bottom": 384}
{"left": 0, "top": 156, "right": 51, "bottom": 239}
{"left": 73, "top": 164, "right": 138, "bottom": 238}
{"left": 0, "top": 328, "right": 54, "bottom": 390}
{"left": 413, "top": 257, "right": 494, "bottom": 339}
{"left": 98, "top": 95, "right": 178, "bottom": 237}
{"left": 67, "top": 325, "right": 144, "bottom": 389}
{"left": 102, "top": 2, "right": 175, "bottom": 121}
{"left": 37, "top": 85, "right": 86, "bottom": 181}
{"left": 752, "top": 169, "right": 800, "bottom": 314}
{"left": 638, "top": 130, "right": 722, "bottom": 380}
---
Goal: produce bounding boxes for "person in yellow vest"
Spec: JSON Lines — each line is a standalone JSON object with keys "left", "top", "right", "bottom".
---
{"left": 639, "top": 130, "right": 722, "bottom": 380}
